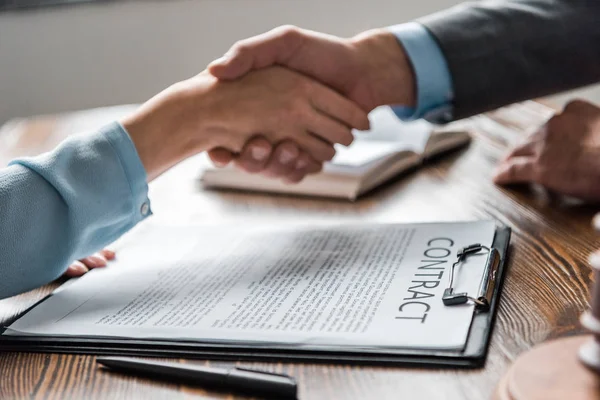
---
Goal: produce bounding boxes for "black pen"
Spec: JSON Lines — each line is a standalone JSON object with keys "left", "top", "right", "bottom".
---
{"left": 96, "top": 356, "right": 297, "bottom": 399}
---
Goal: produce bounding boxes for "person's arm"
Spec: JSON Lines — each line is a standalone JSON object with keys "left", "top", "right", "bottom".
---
{"left": 0, "top": 123, "right": 150, "bottom": 299}
{"left": 420, "top": 0, "right": 600, "bottom": 119}
{"left": 0, "top": 67, "right": 367, "bottom": 300}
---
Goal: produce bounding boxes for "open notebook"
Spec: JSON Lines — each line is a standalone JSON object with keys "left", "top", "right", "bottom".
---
{"left": 201, "top": 107, "right": 471, "bottom": 200}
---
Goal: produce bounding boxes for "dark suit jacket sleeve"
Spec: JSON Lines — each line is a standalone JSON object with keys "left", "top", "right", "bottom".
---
{"left": 419, "top": 0, "right": 600, "bottom": 120}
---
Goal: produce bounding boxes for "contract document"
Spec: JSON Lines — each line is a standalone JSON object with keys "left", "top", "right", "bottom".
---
{"left": 4, "top": 221, "right": 497, "bottom": 352}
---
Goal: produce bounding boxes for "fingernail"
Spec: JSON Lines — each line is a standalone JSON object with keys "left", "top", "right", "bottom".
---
{"left": 102, "top": 249, "right": 116, "bottom": 260}
{"left": 74, "top": 264, "right": 88, "bottom": 274}
{"left": 279, "top": 148, "right": 298, "bottom": 164}
{"left": 251, "top": 146, "right": 270, "bottom": 161}
{"left": 95, "top": 255, "right": 109, "bottom": 266}
{"left": 296, "top": 159, "right": 308, "bottom": 169}
{"left": 87, "top": 256, "right": 105, "bottom": 268}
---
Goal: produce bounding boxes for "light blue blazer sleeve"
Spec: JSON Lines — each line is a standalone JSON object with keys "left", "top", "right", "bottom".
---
{"left": 0, "top": 122, "right": 151, "bottom": 299}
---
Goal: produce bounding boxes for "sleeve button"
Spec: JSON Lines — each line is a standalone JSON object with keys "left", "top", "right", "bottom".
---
{"left": 140, "top": 202, "right": 150, "bottom": 216}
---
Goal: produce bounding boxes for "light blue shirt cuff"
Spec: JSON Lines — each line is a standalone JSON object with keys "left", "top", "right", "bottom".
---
{"left": 388, "top": 22, "right": 454, "bottom": 123}
{"left": 104, "top": 122, "right": 152, "bottom": 221}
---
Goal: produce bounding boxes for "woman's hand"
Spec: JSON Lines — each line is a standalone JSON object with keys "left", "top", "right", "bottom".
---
{"left": 63, "top": 249, "right": 115, "bottom": 278}
{"left": 120, "top": 66, "right": 369, "bottom": 180}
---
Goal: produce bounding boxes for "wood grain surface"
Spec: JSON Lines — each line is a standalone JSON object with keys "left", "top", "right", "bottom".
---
{"left": 493, "top": 335, "right": 600, "bottom": 400}
{"left": 1, "top": 101, "right": 598, "bottom": 400}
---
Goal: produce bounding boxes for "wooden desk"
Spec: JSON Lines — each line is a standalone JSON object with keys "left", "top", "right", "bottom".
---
{"left": 0, "top": 101, "right": 597, "bottom": 400}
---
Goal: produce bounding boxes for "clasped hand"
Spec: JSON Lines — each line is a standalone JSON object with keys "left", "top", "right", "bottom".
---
{"left": 204, "top": 25, "right": 416, "bottom": 182}
{"left": 121, "top": 66, "right": 370, "bottom": 182}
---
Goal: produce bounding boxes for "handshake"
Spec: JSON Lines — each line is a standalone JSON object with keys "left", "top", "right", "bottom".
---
{"left": 122, "top": 24, "right": 600, "bottom": 204}
{"left": 69, "top": 26, "right": 418, "bottom": 279}
{"left": 121, "top": 26, "right": 416, "bottom": 183}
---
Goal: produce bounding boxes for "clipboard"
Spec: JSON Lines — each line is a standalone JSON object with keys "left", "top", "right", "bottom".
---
{"left": 0, "top": 226, "right": 511, "bottom": 368}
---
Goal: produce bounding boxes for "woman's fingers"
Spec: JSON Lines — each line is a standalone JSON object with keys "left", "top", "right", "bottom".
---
{"left": 100, "top": 249, "right": 116, "bottom": 260}
{"left": 80, "top": 254, "right": 108, "bottom": 269}
{"left": 63, "top": 249, "right": 115, "bottom": 278}
{"left": 64, "top": 261, "right": 89, "bottom": 278}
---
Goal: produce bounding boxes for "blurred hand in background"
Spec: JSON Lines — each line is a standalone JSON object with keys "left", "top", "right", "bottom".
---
{"left": 494, "top": 100, "right": 600, "bottom": 202}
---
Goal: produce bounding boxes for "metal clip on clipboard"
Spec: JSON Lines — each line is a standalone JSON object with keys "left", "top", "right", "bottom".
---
{"left": 442, "top": 243, "right": 501, "bottom": 311}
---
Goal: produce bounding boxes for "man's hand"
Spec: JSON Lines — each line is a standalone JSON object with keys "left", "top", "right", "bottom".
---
{"left": 209, "top": 25, "right": 415, "bottom": 112}
{"left": 206, "top": 25, "right": 417, "bottom": 181}
{"left": 494, "top": 100, "right": 600, "bottom": 201}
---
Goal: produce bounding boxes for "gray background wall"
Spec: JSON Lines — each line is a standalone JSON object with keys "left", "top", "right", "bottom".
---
{"left": 1, "top": 0, "right": 599, "bottom": 124}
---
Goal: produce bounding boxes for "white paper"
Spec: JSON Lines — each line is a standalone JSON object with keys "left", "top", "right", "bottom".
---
{"left": 5, "top": 221, "right": 496, "bottom": 352}
{"left": 326, "top": 107, "right": 431, "bottom": 171}
{"left": 352, "top": 106, "right": 431, "bottom": 149}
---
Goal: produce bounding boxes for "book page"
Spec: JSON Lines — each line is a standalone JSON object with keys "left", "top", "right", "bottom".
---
{"left": 324, "top": 107, "right": 432, "bottom": 175}
{"left": 352, "top": 106, "right": 431, "bottom": 148}
{"left": 5, "top": 221, "right": 496, "bottom": 352}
